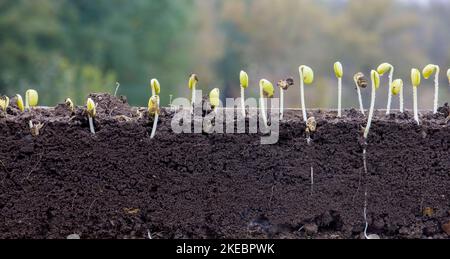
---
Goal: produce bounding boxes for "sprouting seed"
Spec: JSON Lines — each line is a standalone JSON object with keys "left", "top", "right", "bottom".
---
{"left": 150, "top": 78, "right": 161, "bottom": 97}
{"left": 0, "top": 95, "right": 9, "bottom": 113}
{"left": 239, "top": 71, "right": 249, "bottom": 117}
{"left": 334, "top": 62, "right": 344, "bottom": 117}
{"left": 188, "top": 74, "right": 198, "bottom": 113}
{"left": 363, "top": 70, "right": 380, "bottom": 139}
{"left": 353, "top": 72, "right": 367, "bottom": 116}
{"left": 277, "top": 77, "right": 294, "bottom": 120}
{"left": 259, "top": 79, "right": 274, "bottom": 127}
{"left": 65, "top": 98, "right": 75, "bottom": 113}
{"left": 25, "top": 89, "right": 38, "bottom": 110}
{"left": 377, "top": 63, "right": 395, "bottom": 115}
{"left": 299, "top": 65, "right": 314, "bottom": 122}
{"left": 16, "top": 94, "right": 24, "bottom": 112}
{"left": 209, "top": 88, "right": 220, "bottom": 113}
{"left": 86, "top": 98, "right": 96, "bottom": 134}
{"left": 114, "top": 82, "right": 120, "bottom": 97}
{"left": 411, "top": 68, "right": 421, "bottom": 125}
{"left": 422, "top": 64, "right": 440, "bottom": 114}
{"left": 391, "top": 79, "right": 403, "bottom": 97}
{"left": 148, "top": 95, "right": 160, "bottom": 139}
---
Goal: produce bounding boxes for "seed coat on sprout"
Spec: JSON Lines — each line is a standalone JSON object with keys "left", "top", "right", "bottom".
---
{"left": 277, "top": 77, "right": 294, "bottom": 120}
{"left": 65, "top": 98, "right": 75, "bottom": 113}
{"left": 353, "top": 72, "right": 367, "bottom": 116}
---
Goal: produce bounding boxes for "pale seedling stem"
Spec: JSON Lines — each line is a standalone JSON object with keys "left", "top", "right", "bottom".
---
{"left": 260, "top": 83, "right": 268, "bottom": 127}
{"left": 433, "top": 67, "right": 440, "bottom": 114}
{"left": 114, "top": 82, "right": 120, "bottom": 97}
{"left": 299, "top": 68, "right": 307, "bottom": 122}
{"left": 413, "top": 87, "right": 419, "bottom": 125}
{"left": 338, "top": 77, "right": 342, "bottom": 117}
{"left": 386, "top": 66, "right": 394, "bottom": 115}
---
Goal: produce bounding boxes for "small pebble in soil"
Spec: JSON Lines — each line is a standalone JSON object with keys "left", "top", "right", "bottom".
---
{"left": 304, "top": 223, "right": 318, "bottom": 235}
{"left": 66, "top": 234, "right": 81, "bottom": 239}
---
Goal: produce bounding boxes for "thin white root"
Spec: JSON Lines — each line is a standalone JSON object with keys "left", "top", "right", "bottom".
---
{"left": 150, "top": 113, "right": 159, "bottom": 139}
{"left": 357, "top": 87, "right": 365, "bottom": 116}
{"left": 88, "top": 116, "right": 95, "bottom": 134}
{"left": 338, "top": 78, "right": 342, "bottom": 117}
{"left": 241, "top": 87, "right": 246, "bottom": 118}
{"left": 413, "top": 87, "right": 419, "bottom": 125}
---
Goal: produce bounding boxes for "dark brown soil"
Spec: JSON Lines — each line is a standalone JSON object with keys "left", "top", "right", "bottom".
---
{"left": 0, "top": 94, "right": 449, "bottom": 239}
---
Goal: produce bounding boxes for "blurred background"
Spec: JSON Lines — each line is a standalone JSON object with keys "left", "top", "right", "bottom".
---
{"left": 0, "top": 0, "right": 449, "bottom": 109}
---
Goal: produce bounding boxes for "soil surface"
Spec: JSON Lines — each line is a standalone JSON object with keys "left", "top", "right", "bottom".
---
{"left": 0, "top": 94, "right": 449, "bottom": 239}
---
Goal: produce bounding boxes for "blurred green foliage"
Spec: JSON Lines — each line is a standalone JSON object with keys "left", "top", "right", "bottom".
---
{"left": 0, "top": 0, "right": 449, "bottom": 108}
{"left": 0, "top": 0, "right": 193, "bottom": 105}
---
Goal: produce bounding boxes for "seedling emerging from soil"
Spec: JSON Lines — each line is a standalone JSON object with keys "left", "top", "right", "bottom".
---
{"left": 65, "top": 98, "right": 75, "bottom": 113}
{"left": 25, "top": 89, "right": 38, "bottom": 110}
{"left": 188, "top": 74, "right": 198, "bottom": 113}
{"left": 16, "top": 94, "right": 24, "bottom": 112}
{"left": 334, "top": 62, "right": 344, "bottom": 117}
{"left": 240, "top": 71, "right": 249, "bottom": 117}
{"left": 259, "top": 79, "right": 274, "bottom": 127}
{"left": 353, "top": 72, "right": 368, "bottom": 116}
{"left": 391, "top": 79, "right": 404, "bottom": 112}
{"left": 422, "top": 64, "right": 440, "bottom": 114}
{"left": 148, "top": 95, "right": 160, "bottom": 139}
{"left": 363, "top": 70, "right": 380, "bottom": 139}
{"left": 377, "top": 63, "right": 394, "bottom": 115}
{"left": 277, "top": 77, "right": 294, "bottom": 120}
{"left": 86, "top": 98, "right": 96, "bottom": 134}
{"left": 0, "top": 95, "right": 9, "bottom": 113}
{"left": 114, "top": 82, "right": 120, "bottom": 97}
{"left": 299, "top": 65, "right": 314, "bottom": 122}
{"left": 411, "top": 68, "right": 421, "bottom": 125}
{"left": 150, "top": 79, "right": 161, "bottom": 97}
{"left": 209, "top": 88, "right": 220, "bottom": 113}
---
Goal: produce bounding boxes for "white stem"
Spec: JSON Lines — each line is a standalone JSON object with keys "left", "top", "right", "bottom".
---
{"left": 114, "top": 82, "right": 120, "bottom": 97}
{"left": 399, "top": 85, "right": 404, "bottom": 113}
{"left": 357, "top": 87, "right": 365, "bottom": 116}
{"left": 241, "top": 87, "right": 246, "bottom": 118}
{"left": 433, "top": 68, "right": 439, "bottom": 114}
{"left": 88, "top": 116, "right": 95, "bottom": 134}
{"left": 280, "top": 89, "right": 284, "bottom": 120}
{"left": 29, "top": 120, "right": 33, "bottom": 129}
{"left": 338, "top": 78, "right": 342, "bottom": 117}
{"left": 413, "top": 87, "right": 419, "bottom": 125}
{"left": 364, "top": 81, "right": 376, "bottom": 139}
{"left": 191, "top": 86, "right": 196, "bottom": 114}
{"left": 150, "top": 113, "right": 159, "bottom": 139}
{"left": 260, "top": 85, "right": 268, "bottom": 127}
{"left": 300, "top": 70, "right": 307, "bottom": 122}
{"left": 386, "top": 67, "right": 394, "bottom": 115}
